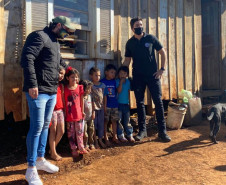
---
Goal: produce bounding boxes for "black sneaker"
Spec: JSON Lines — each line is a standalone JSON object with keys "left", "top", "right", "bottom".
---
{"left": 158, "top": 133, "right": 171, "bottom": 142}
{"left": 135, "top": 131, "right": 147, "bottom": 141}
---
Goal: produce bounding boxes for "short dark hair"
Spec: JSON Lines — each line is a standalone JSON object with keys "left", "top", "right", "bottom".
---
{"left": 130, "top": 17, "right": 142, "bottom": 29}
{"left": 79, "top": 79, "right": 93, "bottom": 91}
{"left": 89, "top": 67, "right": 100, "bottom": 75}
{"left": 104, "top": 64, "right": 117, "bottom": 72}
{"left": 118, "top": 66, "right": 129, "bottom": 75}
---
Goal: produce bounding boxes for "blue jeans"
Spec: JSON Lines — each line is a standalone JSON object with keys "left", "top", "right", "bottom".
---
{"left": 117, "top": 104, "right": 133, "bottom": 138}
{"left": 26, "top": 93, "right": 56, "bottom": 166}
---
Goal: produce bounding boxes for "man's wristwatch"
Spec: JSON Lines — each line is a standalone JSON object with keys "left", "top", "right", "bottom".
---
{"left": 160, "top": 67, "right": 165, "bottom": 71}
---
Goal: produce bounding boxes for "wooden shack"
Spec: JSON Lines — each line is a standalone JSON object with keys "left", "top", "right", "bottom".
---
{"left": 0, "top": 0, "right": 225, "bottom": 121}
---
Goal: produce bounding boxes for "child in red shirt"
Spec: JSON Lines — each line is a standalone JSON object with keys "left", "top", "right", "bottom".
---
{"left": 64, "top": 67, "right": 88, "bottom": 159}
{"left": 49, "top": 66, "right": 65, "bottom": 161}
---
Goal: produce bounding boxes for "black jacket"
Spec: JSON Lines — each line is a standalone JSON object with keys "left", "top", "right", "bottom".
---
{"left": 21, "top": 26, "right": 66, "bottom": 94}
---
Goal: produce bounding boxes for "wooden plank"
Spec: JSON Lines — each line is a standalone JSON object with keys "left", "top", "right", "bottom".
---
{"left": 82, "top": 60, "right": 95, "bottom": 80}
{"left": 96, "top": 59, "right": 105, "bottom": 79}
{"left": 194, "top": 0, "right": 202, "bottom": 93}
{"left": 168, "top": 0, "right": 177, "bottom": 99}
{"left": 175, "top": 0, "right": 184, "bottom": 95}
{"left": 114, "top": 0, "right": 120, "bottom": 66}
{"left": 184, "top": 0, "right": 194, "bottom": 92}
{"left": 120, "top": 0, "right": 129, "bottom": 63}
{"left": 140, "top": 0, "right": 148, "bottom": 33}
{"left": 0, "top": 0, "right": 5, "bottom": 120}
{"left": 129, "top": 0, "right": 138, "bottom": 109}
{"left": 221, "top": 0, "right": 226, "bottom": 90}
{"left": 148, "top": 0, "right": 158, "bottom": 36}
{"left": 158, "top": 0, "right": 169, "bottom": 99}
{"left": 4, "top": 0, "right": 25, "bottom": 121}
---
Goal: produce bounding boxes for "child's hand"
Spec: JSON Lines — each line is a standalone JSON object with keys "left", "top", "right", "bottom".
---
{"left": 91, "top": 112, "right": 95, "bottom": 120}
{"left": 82, "top": 112, "right": 86, "bottom": 119}
{"left": 120, "top": 78, "right": 126, "bottom": 84}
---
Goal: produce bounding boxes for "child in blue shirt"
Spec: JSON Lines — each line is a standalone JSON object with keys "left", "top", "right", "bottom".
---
{"left": 101, "top": 64, "right": 119, "bottom": 145}
{"left": 116, "top": 66, "right": 135, "bottom": 142}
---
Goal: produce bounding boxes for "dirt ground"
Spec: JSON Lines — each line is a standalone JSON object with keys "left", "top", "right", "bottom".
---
{"left": 1, "top": 119, "right": 226, "bottom": 185}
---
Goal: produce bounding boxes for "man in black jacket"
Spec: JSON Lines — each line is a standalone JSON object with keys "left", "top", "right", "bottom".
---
{"left": 123, "top": 17, "right": 171, "bottom": 143}
{"left": 21, "top": 16, "right": 73, "bottom": 185}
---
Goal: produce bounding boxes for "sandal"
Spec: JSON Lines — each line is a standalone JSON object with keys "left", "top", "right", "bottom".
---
{"left": 79, "top": 148, "right": 89, "bottom": 154}
{"left": 50, "top": 154, "right": 62, "bottom": 161}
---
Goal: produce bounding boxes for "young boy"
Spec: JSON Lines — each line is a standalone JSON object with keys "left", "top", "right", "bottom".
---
{"left": 89, "top": 67, "right": 106, "bottom": 148}
{"left": 100, "top": 64, "right": 119, "bottom": 145}
{"left": 116, "top": 66, "right": 135, "bottom": 143}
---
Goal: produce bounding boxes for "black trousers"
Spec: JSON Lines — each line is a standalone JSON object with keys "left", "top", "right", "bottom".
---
{"left": 132, "top": 75, "right": 166, "bottom": 134}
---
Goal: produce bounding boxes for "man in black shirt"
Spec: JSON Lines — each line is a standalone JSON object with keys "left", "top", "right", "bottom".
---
{"left": 123, "top": 17, "right": 171, "bottom": 142}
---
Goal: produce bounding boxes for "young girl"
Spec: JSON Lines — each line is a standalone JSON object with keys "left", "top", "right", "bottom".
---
{"left": 79, "top": 80, "right": 95, "bottom": 150}
{"left": 49, "top": 66, "right": 65, "bottom": 161}
{"left": 64, "top": 66, "right": 88, "bottom": 158}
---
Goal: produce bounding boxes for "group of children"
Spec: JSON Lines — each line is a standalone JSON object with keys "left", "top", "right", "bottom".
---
{"left": 49, "top": 64, "right": 135, "bottom": 161}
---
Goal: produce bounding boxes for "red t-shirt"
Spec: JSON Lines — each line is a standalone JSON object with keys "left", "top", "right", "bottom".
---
{"left": 54, "top": 84, "right": 64, "bottom": 111}
{"left": 64, "top": 85, "right": 84, "bottom": 122}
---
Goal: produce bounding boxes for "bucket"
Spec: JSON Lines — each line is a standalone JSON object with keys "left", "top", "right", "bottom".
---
{"left": 166, "top": 106, "right": 187, "bottom": 129}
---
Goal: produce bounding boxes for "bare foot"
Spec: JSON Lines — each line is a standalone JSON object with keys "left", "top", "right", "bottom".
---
{"left": 50, "top": 153, "right": 62, "bottom": 161}
{"left": 79, "top": 148, "right": 89, "bottom": 154}
{"left": 99, "top": 139, "right": 107, "bottom": 148}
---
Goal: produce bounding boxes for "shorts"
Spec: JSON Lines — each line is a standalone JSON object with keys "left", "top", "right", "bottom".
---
{"left": 104, "top": 107, "right": 119, "bottom": 122}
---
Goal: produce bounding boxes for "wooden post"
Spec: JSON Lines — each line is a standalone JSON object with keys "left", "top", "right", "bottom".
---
{"left": 176, "top": 0, "right": 184, "bottom": 95}
{"left": 184, "top": 0, "right": 194, "bottom": 92}
{"left": 0, "top": 0, "right": 5, "bottom": 120}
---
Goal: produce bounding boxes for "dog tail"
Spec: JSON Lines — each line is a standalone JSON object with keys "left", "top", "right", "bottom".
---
{"left": 207, "top": 112, "right": 214, "bottom": 121}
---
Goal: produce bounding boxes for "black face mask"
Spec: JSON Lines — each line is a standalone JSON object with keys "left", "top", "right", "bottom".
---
{"left": 134, "top": 27, "right": 143, "bottom": 35}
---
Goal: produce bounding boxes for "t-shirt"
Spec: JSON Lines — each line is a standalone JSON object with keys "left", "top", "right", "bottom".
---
{"left": 54, "top": 84, "right": 64, "bottom": 110}
{"left": 101, "top": 78, "right": 118, "bottom": 108}
{"left": 116, "top": 78, "right": 130, "bottom": 104}
{"left": 84, "top": 94, "right": 92, "bottom": 121}
{"left": 91, "top": 82, "right": 105, "bottom": 110}
{"left": 64, "top": 85, "right": 84, "bottom": 122}
{"left": 125, "top": 33, "right": 163, "bottom": 77}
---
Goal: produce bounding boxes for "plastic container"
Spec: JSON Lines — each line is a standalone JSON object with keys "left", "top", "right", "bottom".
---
{"left": 166, "top": 105, "right": 187, "bottom": 129}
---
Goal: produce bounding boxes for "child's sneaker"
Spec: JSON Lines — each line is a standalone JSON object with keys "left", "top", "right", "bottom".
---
{"left": 119, "top": 137, "right": 128, "bottom": 143}
{"left": 25, "top": 167, "right": 43, "bottom": 185}
{"left": 36, "top": 159, "right": 59, "bottom": 173}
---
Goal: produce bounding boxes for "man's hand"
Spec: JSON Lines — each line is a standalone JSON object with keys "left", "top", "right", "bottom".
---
{"left": 29, "top": 87, "right": 38, "bottom": 99}
{"left": 153, "top": 69, "right": 164, "bottom": 79}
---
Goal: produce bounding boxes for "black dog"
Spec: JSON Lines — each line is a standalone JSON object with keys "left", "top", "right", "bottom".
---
{"left": 207, "top": 103, "right": 226, "bottom": 144}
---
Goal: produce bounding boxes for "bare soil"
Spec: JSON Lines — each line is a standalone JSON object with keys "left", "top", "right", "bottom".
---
{"left": 1, "top": 119, "right": 226, "bottom": 185}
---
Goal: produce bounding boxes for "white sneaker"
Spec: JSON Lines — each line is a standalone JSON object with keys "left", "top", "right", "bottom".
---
{"left": 36, "top": 159, "right": 59, "bottom": 173}
{"left": 25, "top": 167, "right": 43, "bottom": 185}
